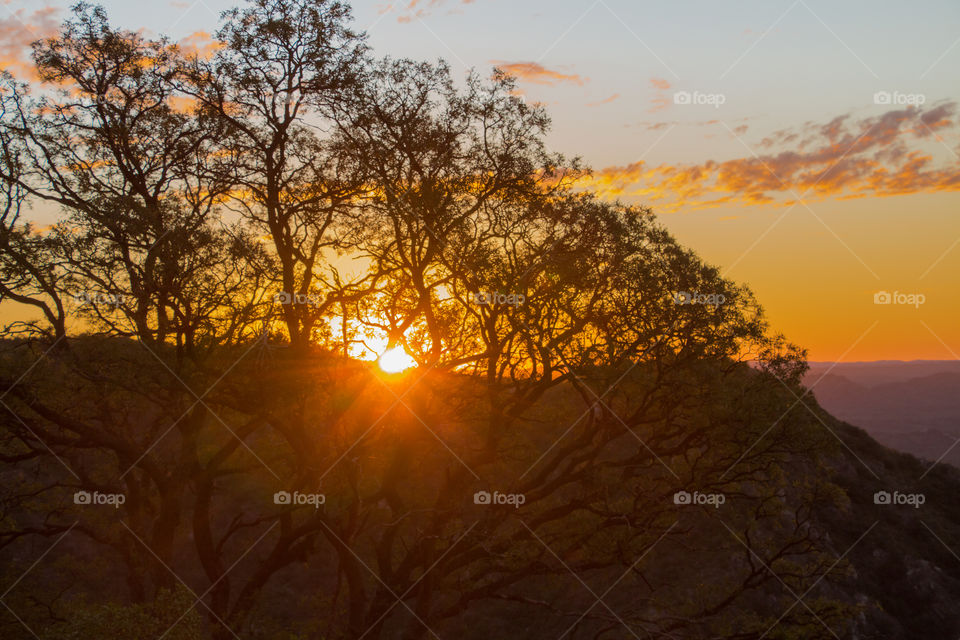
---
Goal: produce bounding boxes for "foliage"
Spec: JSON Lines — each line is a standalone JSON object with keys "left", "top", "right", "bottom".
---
{"left": 40, "top": 587, "right": 209, "bottom": 640}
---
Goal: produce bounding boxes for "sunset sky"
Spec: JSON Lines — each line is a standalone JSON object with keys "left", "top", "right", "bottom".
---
{"left": 2, "top": 0, "right": 958, "bottom": 362}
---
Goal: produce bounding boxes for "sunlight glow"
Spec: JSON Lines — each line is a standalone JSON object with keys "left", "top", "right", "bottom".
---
{"left": 378, "top": 346, "right": 417, "bottom": 373}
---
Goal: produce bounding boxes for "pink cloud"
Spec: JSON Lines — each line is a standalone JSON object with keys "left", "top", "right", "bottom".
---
{"left": 394, "top": 0, "right": 477, "bottom": 23}
{"left": 583, "top": 103, "right": 960, "bottom": 210}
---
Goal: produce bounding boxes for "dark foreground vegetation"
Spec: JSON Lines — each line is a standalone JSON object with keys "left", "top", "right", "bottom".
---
{"left": 1, "top": 1, "right": 958, "bottom": 638}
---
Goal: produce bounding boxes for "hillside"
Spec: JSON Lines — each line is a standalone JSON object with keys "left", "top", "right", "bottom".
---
{"left": 2, "top": 337, "right": 959, "bottom": 639}
{"left": 817, "top": 416, "right": 960, "bottom": 638}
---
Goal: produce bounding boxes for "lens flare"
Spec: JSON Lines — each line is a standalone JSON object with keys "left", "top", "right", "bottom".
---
{"left": 378, "top": 346, "right": 417, "bottom": 373}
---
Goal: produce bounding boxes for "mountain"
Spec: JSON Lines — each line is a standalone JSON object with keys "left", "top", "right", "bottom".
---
{"left": 807, "top": 360, "right": 960, "bottom": 388}
{"left": 804, "top": 361, "right": 960, "bottom": 467}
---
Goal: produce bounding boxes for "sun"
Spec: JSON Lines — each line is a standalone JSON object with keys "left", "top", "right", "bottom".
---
{"left": 378, "top": 346, "right": 417, "bottom": 373}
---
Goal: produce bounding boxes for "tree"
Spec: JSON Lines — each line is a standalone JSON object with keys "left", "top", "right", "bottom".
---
{"left": 181, "top": 0, "right": 369, "bottom": 351}
{"left": 0, "top": 74, "right": 67, "bottom": 340}
{"left": 0, "top": 3, "right": 854, "bottom": 639}
{"left": 332, "top": 60, "right": 578, "bottom": 366}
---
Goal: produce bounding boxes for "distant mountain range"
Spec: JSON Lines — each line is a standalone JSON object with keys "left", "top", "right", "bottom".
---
{"left": 805, "top": 360, "right": 960, "bottom": 467}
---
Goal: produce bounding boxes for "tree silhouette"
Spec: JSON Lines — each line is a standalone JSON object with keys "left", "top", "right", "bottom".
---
{"left": 0, "top": 3, "right": 857, "bottom": 640}
{"left": 181, "top": 0, "right": 369, "bottom": 351}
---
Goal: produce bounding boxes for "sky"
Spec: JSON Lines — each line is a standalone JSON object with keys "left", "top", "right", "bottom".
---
{"left": 1, "top": 0, "right": 958, "bottom": 362}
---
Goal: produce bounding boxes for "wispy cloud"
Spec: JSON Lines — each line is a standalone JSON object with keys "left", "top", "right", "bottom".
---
{"left": 392, "top": 0, "right": 478, "bottom": 23}
{"left": 177, "top": 31, "right": 223, "bottom": 60}
{"left": 648, "top": 77, "right": 672, "bottom": 112}
{"left": 587, "top": 93, "right": 620, "bottom": 107}
{"left": 0, "top": 6, "right": 61, "bottom": 79}
{"left": 583, "top": 103, "right": 960, "bottom": 210}
{"left": 491, "top": 61, "right": 586, "bottom": 86}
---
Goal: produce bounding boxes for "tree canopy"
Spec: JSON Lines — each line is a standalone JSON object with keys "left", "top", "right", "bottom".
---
{"left": 0, "top": 3, "right": 862, "bottom": 639}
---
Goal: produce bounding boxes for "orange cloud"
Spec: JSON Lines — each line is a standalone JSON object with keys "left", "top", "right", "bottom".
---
{"left": 491, "top": 61, "right": 586, "bottom": 86}
{"left": 0, "top": 6, "right": 61, "bottom": 79}
{"left": 177, "top": 31, "right": 223, "bottom": 60}
{"left": 648, "top": 77, "right": 672, "bottom": 112}
{"left": 583, "top": 103, "right": 960, "bottom": 211}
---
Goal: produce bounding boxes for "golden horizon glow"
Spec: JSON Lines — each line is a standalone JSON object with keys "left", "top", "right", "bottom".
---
{"left": 378, "top": 346, "right": 417, "bottom": 373}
